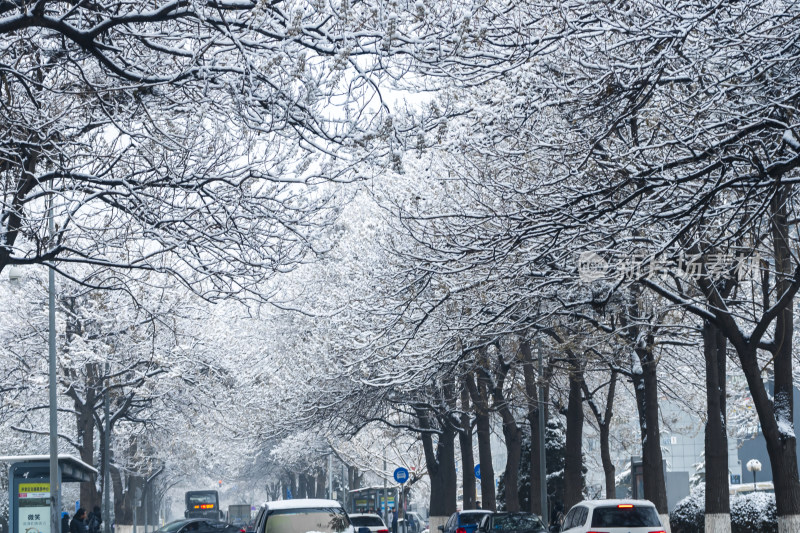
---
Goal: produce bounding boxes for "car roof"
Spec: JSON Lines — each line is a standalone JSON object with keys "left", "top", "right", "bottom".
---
{"left": 573, "top": 499, "right": 657, "bottom": 509}
{"left": 264, "top": 499, "right": 344, "bottom": 511}
{"left": 460, "top": 511, "right": 492, "bottom": 515}
{"left": 349, "top": 514, "right": 384, "bottom": 518}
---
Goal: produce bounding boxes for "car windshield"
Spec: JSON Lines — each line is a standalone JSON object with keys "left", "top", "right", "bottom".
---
{"left": 156, "top": 522, "right": 194, "bottom": 533}
{"left": 266, "top": 509, "right": 351, "bottom": 533}
{"left": 591, "top": 507, "right": 661, "bottom": 527}
{"left": 492, "top": 515, "right": 544, "bottom": 531}
{"left": 350, "top": 517, "right": 384, "bottom": 527}
{"left": 459, "top": 514, "right": 487, "bottom": 526}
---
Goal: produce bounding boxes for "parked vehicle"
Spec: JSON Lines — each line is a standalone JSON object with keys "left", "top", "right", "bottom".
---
{"left": 477, "top": 513, "right": 546, "bottom": 533}
{"left": 252, "top": 499, "right": 355, "bottom": 533}
{"left": 406, "top": 512, "right": 427, "bottom": 533}
{"left": 550, "top": 500, "right": 665, "bottom": 533}
{"left": 439, "top": 511, "right": 492, "bottom": 533}
{"left": 349, "top": 514, "right": 389, "bottom": 533}
{"left": 156, "top": 519, "right": 240, "bottom": 533}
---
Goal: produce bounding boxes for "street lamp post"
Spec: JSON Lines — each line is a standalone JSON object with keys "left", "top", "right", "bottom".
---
{"left": 746, "top": 459, "right": 762, "bottom": 492}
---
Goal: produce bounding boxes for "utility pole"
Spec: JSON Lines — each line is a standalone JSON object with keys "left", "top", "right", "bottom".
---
{"left": 382, "top": 456, "right": 387, "bottom": 524}
{"left": 48, "top": 194, "right": 60, "bottom": 533}
{"left": 537, "top": 337, "right": 548, "bottom": 526}
{"left": 104, "top": 362, "right": 111, "bottom": 533}
{"left": 328, "top": 455, "right": 332, "bottom": 499}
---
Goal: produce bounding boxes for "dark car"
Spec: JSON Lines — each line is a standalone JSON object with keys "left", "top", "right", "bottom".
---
{"left": 156, "top": 519, "right": 240, "bottom": 533}
{"left": 477, "top": 513, "right": 546, "bottom": 533}
{"left": 439, "top": 511, "right": 492, "bottom": 533}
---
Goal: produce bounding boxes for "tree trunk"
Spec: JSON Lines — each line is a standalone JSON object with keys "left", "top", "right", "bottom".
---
{"left": 521, "top": 341, "right": 543, "bottom": 515}
{"left": 632, "top": 337, "right": 669, "bottom": 528}
{"left": 316, "top": 469, "right": 326, "bottom": 499}
{"left": 488, "top": 354, "right": 522, "bottom": 513}
{"left": 466, "top": 372, "right": 496, "bottom": 511}
{"left": 459, "top": 382, "right": 477, "bottom": 510}
{"left": 417, "top": 408, "right": 457, "bottom": 519}
{"left": 703, "top": 320, "right": 730, "bottom": 533}
{"left": 563, "top": 354, "right": 584, "bottom": 510}
{"left": 599, "top": 422, "right": 615, "bottom": 499}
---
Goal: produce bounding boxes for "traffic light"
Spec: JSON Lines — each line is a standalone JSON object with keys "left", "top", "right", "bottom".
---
{"left": 218, "top": 480, "right": 222, "bottom": 487}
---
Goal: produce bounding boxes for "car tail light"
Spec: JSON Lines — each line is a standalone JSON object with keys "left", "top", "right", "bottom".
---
{"left": 239, "top": 529, "right": 245, "bottom": 533}
{"left": 617, "top": 504, "right": 634, "bottom": 509}
{"left": 378, "top": 529, "right": 389, "bottom": 533}
{"left": 586, "top": 531, "right": 609, "bottom": 533}
{"left": 648, "top": 531, "right": 666, "bottom": 533}
{"left": 456, "top": 527, "right": 466, "bottom": 533}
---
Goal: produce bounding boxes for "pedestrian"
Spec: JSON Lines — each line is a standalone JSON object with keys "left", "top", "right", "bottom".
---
{"left": 88, "top": 506, "right": 102, "bottom": 533}
{"left": 70, "top": 509, "right": 89, "bottom": 533}
{"left": 61, "top": 512, "right": 70, "bottom": 533}
{"left": 391, "top": 508, "right": 398, "bottom": 533}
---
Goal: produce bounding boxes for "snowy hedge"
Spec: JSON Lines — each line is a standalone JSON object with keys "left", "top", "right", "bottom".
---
{"left": 669, "top": 484, "right": 777, "bottom": 533}
{"left": 730, "top": 491, "right": 777, "bottom": 533}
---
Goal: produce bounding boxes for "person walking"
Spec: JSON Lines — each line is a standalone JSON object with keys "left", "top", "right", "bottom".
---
{"left": 87, "top": 506, "right": 102, "bottom": 533}
{"left": 61, "top": 512, "right": 70, "bottom": 533}
{"left": 70, "top": 508, "right": 89, "bottom": 533}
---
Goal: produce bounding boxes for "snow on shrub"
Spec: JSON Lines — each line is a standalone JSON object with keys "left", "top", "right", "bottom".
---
{"left": 670, "top": 483, "right": 704, "bottom": 533}
{"left": 731, "top": 491, "right": 777, "bottom": 533}
{"left": 669, "top": 483, "right": 778, "bottom": 533}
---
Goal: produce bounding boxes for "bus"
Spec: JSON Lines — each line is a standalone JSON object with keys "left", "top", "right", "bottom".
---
{"left": 186, "top": 490, "right": 223, "bottom": 519}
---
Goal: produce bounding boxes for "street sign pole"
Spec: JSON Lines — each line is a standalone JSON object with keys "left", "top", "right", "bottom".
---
{"left": 48, "top": 194, "right": 60, "bottom": 533}
{"left": 393, "top": 468, "right": 409, "bottom": 533}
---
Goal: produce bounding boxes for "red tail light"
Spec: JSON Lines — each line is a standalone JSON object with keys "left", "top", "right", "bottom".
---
{"left": 617, "top": 504, "right": 634, "bottom": 509}
{"left": 456, "top": 528, "right": 466, "bottom": 533}
{"left": 239, "top": 529, "right": 245, "bottom": 533}
{"left": 378, "top": 529, "right": 389, "bottom": 533}
{"left": 649, "top": 531, "right": 666, "bottom": 533}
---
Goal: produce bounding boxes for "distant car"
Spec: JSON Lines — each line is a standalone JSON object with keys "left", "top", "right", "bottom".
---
{"left": 406, "top": 512, "right": 427, "bottom": 533}
{"left": 439, "top": 511, "right": 492, "bottom": 533}
{"left": 551, "top": 500, "right": 666, "bottom": 533}
{"left": 477, "top": 513, "right": 546, "bottom": 533}
{"left": 252, "top": 499, "right": 355, "bottom": 533}
{"left": 349, "top": 514, "right": 389, "bottom": 533}
{"left": 156, "top": 519, "right": 240, "bottom": 533}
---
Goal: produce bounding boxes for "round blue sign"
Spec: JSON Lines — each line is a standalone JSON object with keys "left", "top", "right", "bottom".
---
{"left": 394, "top": 467, "right": 409, "bottom": 484}
{"left": 475, "top": 464, "right": 481, "bottom": 480}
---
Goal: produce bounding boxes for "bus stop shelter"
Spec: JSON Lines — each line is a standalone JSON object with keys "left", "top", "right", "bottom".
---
{"left": 1, "top": 455, "right": 97, "bottom": 533}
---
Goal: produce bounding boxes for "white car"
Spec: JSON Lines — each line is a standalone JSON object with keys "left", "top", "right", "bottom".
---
{"left": 253, "top": 499, "right": 355, "bottom": 533}
{"left": 349, "top": 514, "right": 389, "bottom": 533}
{"left": 555, "top": 500, "right": 666, "bottom": 533}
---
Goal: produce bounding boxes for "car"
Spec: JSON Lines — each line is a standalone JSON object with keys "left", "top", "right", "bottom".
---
{"left": 406, "top": 512, "right": 427, "bottom": 533}
{"left": 477, "top": 513, "right": 546, "bottom": 533}
{"left": 252, "top": 499, "right": 356, "bottom": 533}
{"left": 349, "top": 514, "right": 389, "bottom": 533}
{"left": 551, "top": 500, "right": 666, "bottom": 533}
{"left": 439, "top": 510, "right": 492, "bottom": 533}
{"left": 156, "top": 519, "right": 241, "bottom": 533}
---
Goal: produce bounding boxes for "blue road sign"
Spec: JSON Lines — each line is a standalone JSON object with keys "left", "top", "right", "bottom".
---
{"left": 394, "top": 467, "right": 409, "bottom": 484}
{"left": 474, "top": 464, "right": 481, "bottom": 480}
